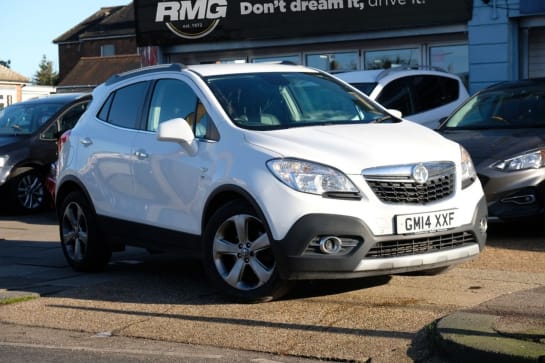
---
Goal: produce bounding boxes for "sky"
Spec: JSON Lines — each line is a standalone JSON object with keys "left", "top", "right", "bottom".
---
{"left": 0, "top": 0, "right": 131, "bottom": 81}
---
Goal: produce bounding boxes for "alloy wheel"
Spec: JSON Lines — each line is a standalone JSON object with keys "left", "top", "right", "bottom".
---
{"left": 61, "top": 201, "right": 89, "bottom": 263}
{"left": 16, "top": 173, "right": 45, "bottom": 210}
{"left": 212, "top": 214, "right": 275, "bottom": 291}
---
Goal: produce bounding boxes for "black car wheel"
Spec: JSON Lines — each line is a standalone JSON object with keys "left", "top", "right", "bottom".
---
{"left": 59, "top": 191, "right": 111, "bottom": 272}
{"left": 202, "top": 200, "right": 291, "bottom": 303}
{"left": 11, "top": 170, "right": 47, "bottom": 212}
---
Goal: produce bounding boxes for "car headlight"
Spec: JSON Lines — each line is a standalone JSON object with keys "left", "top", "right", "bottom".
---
{"left": 493, "top": 149, "right": 545, "bottom": 171}
{"left": 0, "top": 156, "right": 6, "bottom": 169}
{"left": 267, "top": 158, "right": 360, "bottom": 198}
{"left": 461, "top": 146, "right": 477, "bottom": 189}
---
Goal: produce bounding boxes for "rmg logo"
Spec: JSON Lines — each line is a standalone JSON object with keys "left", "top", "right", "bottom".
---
{"left": 155, "top": 0, "right": 228, "bottom": 22}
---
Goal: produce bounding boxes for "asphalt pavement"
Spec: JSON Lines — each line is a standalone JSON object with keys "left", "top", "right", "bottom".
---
{"left": 0, "top": 211, "right": 544, "bottom": 362}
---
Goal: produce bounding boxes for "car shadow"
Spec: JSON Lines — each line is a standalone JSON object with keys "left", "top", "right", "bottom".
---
{"left": 486, "top": 221, "right": 545, "bottom": 252}
{"left": 0, "top": 206, "right": 57, "bottom": 225}
{"left": 0, "top": 235, "right": 393, "bottom": 306}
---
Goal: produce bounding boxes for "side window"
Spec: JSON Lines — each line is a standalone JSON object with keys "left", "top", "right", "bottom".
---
{"left": 59, "top": 101, "right": 89, "bottom": 133}
{"left": 377, "top": 78, "right": 413, "bottom": 116}
{"left": 147, "top": 79, "right": 198, "bottom": 132}
{"left": 407, "top": 76, "right": 460, "bottom": 114}
{"left": 98, "top": 82, "right": 148, "bottom": 129}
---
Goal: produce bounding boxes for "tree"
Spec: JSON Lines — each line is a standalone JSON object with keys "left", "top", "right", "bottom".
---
{"left": 33, "top": 55, "right": 58, "bottom": 85}
{"left": 0, "top": 59, "right": 10, "bottom": 68}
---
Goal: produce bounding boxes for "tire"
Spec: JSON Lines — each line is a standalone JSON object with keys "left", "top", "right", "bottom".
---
{"left": 10, "top": 170, "right": 48, "bottom": 213}
{"left": 202, "top": 200, "right": 291, "bottom": 303}
{"left": 59, "top": 191, "right": 111, "bottom": 272}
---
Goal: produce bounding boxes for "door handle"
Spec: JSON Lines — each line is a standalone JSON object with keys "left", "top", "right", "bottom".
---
{"left": 80, "top": 137, "right": 93, "bottom": 146}
{"left": 134, "top": 150, "right": 149, "bottom": 160}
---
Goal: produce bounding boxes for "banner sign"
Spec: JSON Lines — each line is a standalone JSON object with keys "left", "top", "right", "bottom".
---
{"left": 135, "top": 0, "right": 473, "bottom": 46}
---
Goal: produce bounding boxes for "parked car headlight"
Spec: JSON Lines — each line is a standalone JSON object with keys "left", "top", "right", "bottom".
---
{"left": 267, "top": 158, "right": 360, "bottom": 198}
{"left": 0, "top": 156, "right": 6, "bottom": 169}
{"left": 493, "top": 149, "right": 545, "bottom": 171}
{"left": 461, "top": 146, "right": 477, "bottom": 189}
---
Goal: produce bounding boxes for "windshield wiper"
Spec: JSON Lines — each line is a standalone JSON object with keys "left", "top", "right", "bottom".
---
{"left": 373, "top": 115, "right": 398, "bottom": 123}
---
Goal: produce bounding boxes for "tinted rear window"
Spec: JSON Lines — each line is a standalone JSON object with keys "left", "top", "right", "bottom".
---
{"left": 98, "top": 82, "right": 148, "bottom": 129}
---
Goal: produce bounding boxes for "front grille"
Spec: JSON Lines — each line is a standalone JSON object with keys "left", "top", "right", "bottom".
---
{"left": 365, "top": 231, "right": 477, "bottom": 258}
{"left": 363, "top": 162, "right": 455, "bottom": 204}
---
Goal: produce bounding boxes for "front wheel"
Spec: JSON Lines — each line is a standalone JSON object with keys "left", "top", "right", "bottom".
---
{"left": 202, "top": 200, "right": 291, "bottom": 303}
{"left": 59, "top": 191, "right": 111, "bottom": 272}
{"left": 10, "top": 170, "right": 48, "bottom": 212}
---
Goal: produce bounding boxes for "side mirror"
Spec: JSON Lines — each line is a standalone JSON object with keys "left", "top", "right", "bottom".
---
{"left": 157, "top": 118, "right": 198, "bottom": 155}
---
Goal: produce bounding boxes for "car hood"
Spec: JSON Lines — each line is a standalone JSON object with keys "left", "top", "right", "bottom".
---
{"left": 0, "top": 135, "right": 24, "bottom": 150}
{"left": 439, "top": 128, "right": 545, "bottom": 167}
{"left": 244, "top": 121, "right": 460, "bottom": 174}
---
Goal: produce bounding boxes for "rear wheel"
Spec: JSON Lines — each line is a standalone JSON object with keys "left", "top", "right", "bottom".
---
{"left": 202, "top": 200, "right": 291, "bottom": 303}
{"left": 59, "top": 191, "right": 111, "bottom": 272}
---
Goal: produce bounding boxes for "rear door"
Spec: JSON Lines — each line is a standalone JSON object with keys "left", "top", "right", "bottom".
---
{"left": 77, "top": 82, "right": 149, "bottom": 220}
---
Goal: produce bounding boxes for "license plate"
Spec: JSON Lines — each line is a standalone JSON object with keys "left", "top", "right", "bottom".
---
{"left": 396, "top": 209, "right": 457, "bottom": 234}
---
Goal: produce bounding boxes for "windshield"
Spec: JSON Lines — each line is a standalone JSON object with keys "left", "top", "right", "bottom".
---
{"left": 205, "top": 72, "right": 393, "bottom": 130}
{"left": 0, "top": 102, "right": 65, "bottom": 135}
{"left": 443, "top": 86, "right": 545, "bottom": 130}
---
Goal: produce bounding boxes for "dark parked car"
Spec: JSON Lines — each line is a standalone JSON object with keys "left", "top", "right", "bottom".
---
{"left": 0, "top": 93, "right": 91, "bottom": 212}
{"left": 438, "top": 78, "right": 545, "bottom": 221}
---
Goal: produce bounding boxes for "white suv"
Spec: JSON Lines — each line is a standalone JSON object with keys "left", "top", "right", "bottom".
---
{"left": 335, "top": 68, "right": 469, "bottom": 128}
{"left": 56, "top": 63, "right": 487, "bottom": 302}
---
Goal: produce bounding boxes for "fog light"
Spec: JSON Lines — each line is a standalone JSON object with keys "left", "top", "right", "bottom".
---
{"left": 319, "top": 236, "right": 343, "bottom": 254}
{"left": 500, "top": 194, "right": 536, "bottom": 205}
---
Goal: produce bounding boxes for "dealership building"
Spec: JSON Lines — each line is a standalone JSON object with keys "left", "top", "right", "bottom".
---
{"left": 56, "top": 1, "right": 545, "bottom": 95}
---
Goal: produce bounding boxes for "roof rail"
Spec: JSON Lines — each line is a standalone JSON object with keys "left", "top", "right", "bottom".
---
{"left": 105, "top": 63, "right": 185, "bottom": 86}
{"left": 376, "top": 65, "right": 448, "bottom": 80}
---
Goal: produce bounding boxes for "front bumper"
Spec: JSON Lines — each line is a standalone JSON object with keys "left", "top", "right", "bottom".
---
{"left": 479, "top": 169, "right": 545, "bottom": 221}
{"left": 272, "top": 196, "right": 487, "bottom": 280}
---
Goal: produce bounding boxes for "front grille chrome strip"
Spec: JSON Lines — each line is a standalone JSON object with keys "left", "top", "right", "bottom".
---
{"left": 363, "top": 161, "right": 456, "bottom": 204}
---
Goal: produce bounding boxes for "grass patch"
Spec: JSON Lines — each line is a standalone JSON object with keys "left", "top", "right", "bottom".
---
{"left": 0, "top": 295, "right": 38, "bottom": 305}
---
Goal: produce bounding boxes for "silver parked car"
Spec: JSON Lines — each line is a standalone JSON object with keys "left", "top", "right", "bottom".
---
{"left": 336, "top": 68, "right": 469, "bottom": 128}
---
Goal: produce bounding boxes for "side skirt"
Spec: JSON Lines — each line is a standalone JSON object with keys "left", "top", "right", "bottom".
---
{"left": 96, "top": 215, "right": 202, "bottom": 258}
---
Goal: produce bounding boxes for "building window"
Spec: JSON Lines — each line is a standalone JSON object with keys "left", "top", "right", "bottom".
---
{"left": 364, "top": 48, "right": 419, "bottom": 70}
{"left": 306, "top": 52, "right": 358, "bottom": 72}
{"left": 430, "top": 44, "right": 469, "bottom": 87}
{"left": 252, "top": 55, "right": 301, "bottom": 64}
{"left": 101, "top": 44, "right": 116, "bottom": 57}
